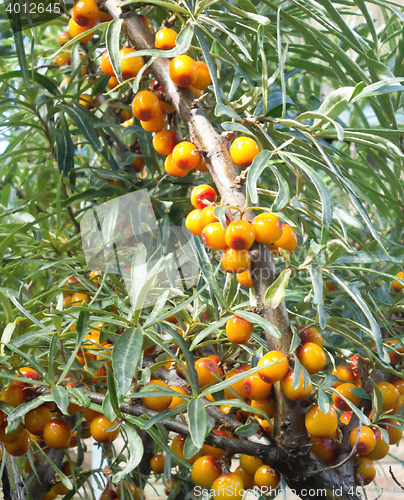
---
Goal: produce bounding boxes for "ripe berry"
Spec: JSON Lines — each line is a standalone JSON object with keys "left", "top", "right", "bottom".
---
{"left": 1, "top": 384, "right": 26, "bottom": 408}
{"left": 296, "top": 342, "right": 327, "bottom": 375}
{"left": 236, "top": 269, "right": 253, "bottom": 288}
{"left": 211, "top": 473, "right": 244, "bottom": 500}
{"left": 269, "top": 224, "right": 297, "bottom": 254}
{"left": 83, "top": 407, "right": 101, "bottom": 422}
{"left": 58, "top": 31, "right": 70, "bottom": 46}
{"left": 98, "top": 10, "right": 112, "bottom": 22}
{"left": 281, "top": 370, "right": 312, "bottom": 401}
{"left": 142, "top": 380, "right": 172, "bottom": 411}
{"left": 392, "top": 271, "right": 404, "bottom": 292}
{"left": 72, "top": 0, "right": 99, "bottom": 27}
{"left": 298, "top": 326, "right": 324, "bottom": 347}
{"left": 305, "top": 404, "right": 338, "bottom": 438}
{"left": 79, "top": 94, "right": 96, "bottom": 109}
{"left": 186, "top": 209, "right": 206, "bottom": 236}
{"left": 71, "top": 292, "right": 89, "bottom": 304}
{"left": 0, "top": 421, "right": 24, "bottom": 444}
{"left": 225, "top": 220, "right": 255, "bottom": 251}
{"left": 107, "top": 77, "right": 119, "bottom": 90}
{"left": 167, "top": 386, "right": 188, "bottom": 410}
{"left": 153, "top": 129, "right": 179, "bottom": 155}
{"left": 385, "top": 340, "right": 404, "bottom": 365}
{"left": 257, "top": 351, "right": 289, "bottom": 384}
{"left": 191, "top": 184, "right": 217, "bottom": 209}
{"left": 332, "top": 382, "right": 361, "bottom": 411}
{"left": 310, "top": 437, "right": 338, "bottom": 465}
{"left": 221, "top": 247, "right": 251, "bottom": 274}
{"left": 377, "top": 381, "right": 399, "bottom": 411}
{"left": 150, "top": 454, "right": 165, "bottom": 474}
{"left": 172, "top": 141, "right": 200, "bottom": 170}
{"left": 165, "top": 153, "right": 188, "bottom": 177}
{"left": 171, "top": 434, "right": 201, "bottom": 464}
{"left": 193, "top": 61, "right": 212, "bottom": 90}
{"left": 224, "top": 365, "right": 250, "bottom": 399}
{"left": 381, "top": 418, "right": 403, "bottom": 445}
{"left": 131, "top": 158, "right": 145, "bottom": 173}
{"left": 4, "top": 429, "right": 30, "bottom": 457}
{"left": 68, "top": 18, "right": 94, "bottom": 42}
{"left": 354, "top": 457, "right": 376, "bottom": 486}
{"left": 100, "top": 50, "right": 115, "bottom": 76}
{"left": 120, "top": 48, "right": 144, "bottom": 80}
{"left": 155, "top": 28, "right": 177, "bottom": 50}
{"left": 140, "top": 111, "right": 167, "bottom": 132}
{"left": 132, "top": 91, "right": 160, "bottom": 122}
{"left": 43, "top": 419, "right": 72, "bottom": 449}
{"left": 24, "top": 405, "right": 53, "bottom": 436}
{"left": 169, "top": 55, "right": 198, "bottom": 87}
{"left": 393, "top": 379, "right": 404, "bottom": 394}
{"left": 340, "top": 412, "right": 352, "bottom": 425}
{"left": 226, "top": 315, "right": 254, "bottom": 344}
{"left": 91, "top": 415, "right": 120, "bottom": 443}
{"left": 201, "top": 222, "right": 227, "bottom": 251}
{"left": 332, "top": 365, "right": 355, "bottom": 387}
{"left": 251, "top": 213, "right": 283, "bottom": 245}
{"left": 196, "top": 156, "right": 208, "bottom": 171}
{"left": 199, "top": 206, "right": 219, "bottom": 227}
{"left": 139, "top": 14, "right": 153, "bottom": 34}
{"left": 195, "top": 357, "right": 222, "bottom": 387}
{"left": 254, "top": 465, "right": 281, "bottom": 490}
{"left": 191, "top": 455, "right": 222, "bottom": 487}
{"left": 350, "top": 426, "right": 376, "bottom": 455}
{"left": 243, "top": 373, "right": 271, "bottom": 400}
{"left": 239, "top": 454, "right": 263, "bottom": 475}
{"left": 234, "top": 466, "right": 254, "bottom": 490}
{"left": 230, "top": 137, "right": 260, "bottom": 169}
{"left": 364, "top": 428, "right": 389, "bottom": 461}
{"left": 55, "top": 53, "right": 71, "bottom": 66}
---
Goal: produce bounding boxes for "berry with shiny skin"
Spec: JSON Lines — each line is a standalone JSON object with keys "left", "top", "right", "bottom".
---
{"left": 251, "top": 212, "right": 283, "bottom": 245}
{"left": 169, "top": 55, "right": 198, "bottom": 87}
{"left": 142, "top": 380, "right": 172, "bottom": 411}
{"left": 310, "top": 437, "right": 338, "bottom": 465}
{"left": 4, "top": 429, "right": 30, "bottom": 457}
{"left": 234, "top": 466, "right": 254, "bottom": 490}
{"left": 24, "top": 405, "right": 53, "bottom": 436}
{"left": 153, "top": 130, "right": 179, "bottom": 156}
{"left": 195, "top": 358, "right": 222, "bottom": 387}
{"left": 226, "top": 315, "right": 254, "bottom": 344}
{"left": 224, "top": 365, "right": 250, "bottom": 399}
{"left": 332, "top": 365, "right": 355, "bottom": 387}
{"left": 58, "top": 31, "right": 70, "bottom": 46}
{"left": 199, "top": 206, "right": 219, "bottom": 227}
{"left": 72, "top": 0, "right": 99, "bottom": 27}
{"left": 100, "top": 50, "right": 115, "bottom": 76}
{"left": 191, "top": 455, "right": 222, "bottom": 487}
{"left": 107, "top": 76, "right": 119, "bottom": 89}
{"left": 201, "top": 222, "right": 227, "bottom": 251}
{"left": 140, "top": 111, "right": 167, "bottom": 132}
{"left": 364, "top": 428, "right": 389, "bottom": 461}
{"left": 211, "top": 473, "right": 244, "bottom": 500}
{"left": 172, "top": 141, "right": 200, "bottom": 170}
{"left": 132, "top": 91, "right": 160, "bottom": 122}
{"left": 150, "top": 454, "right": 165, "bottom": 474}
{"left": 186, "top": 209, "right": 205, "bottom": 236}
{"left": 225, "top": 220, "right": 255, "bottom": 251}
{"left": 230, "top": 137, "right": 260, "bottom": 169}
{"left": 165, "top": 153, "right": 188, "bottom": 178}
{"left": 193, "top": 61, "right": 212, "bottom": 90}
{"left": 340, "top": 412, "right": 352, "bottom": 425}
{"left": 55, "top": 53, "right": 71, "bottom": 66}
{"left": 296, "top": 342, "right": 327, "bottom": 375}
{"left": 251, "top": 398, "right": 276, "bottom": 418}
{"left": 191, "top": 184, "right": 217, "bottom": 209}
{"left": 269, "top": 224, "right": 297, "bottom": 254}
{"left": 155, "top": 28, "right": 177, "bottom": 50}
{"left": 305, "top": 404, "right": 338, "bottom": 438}
{"left": 239, "top": 454, "right": 263, "bottom": 475}
{"left": 90, "top": 415, "right": 120, "bottom": 443}
{"left": 381, "top": 418, "right": 403, "bottom": 445}
{"left": 167, "top": 386, "right": 188, "bottom": 410}
{"left": 377, "top": 381, "right": 399, "bottom": 412}
{"left": 15, "top": 367, "right": 40, "bottom": 390}
{"left": 98, "top": 10, "right": 112, "bottom": 22}
{"left": 257, "top": 351, "right": 289, "bottom": 384}
{"left": 0, "top": 421, "right": 24, "bottom": 444}
{"left": 254, "top": 465, "right": 281, "bottom": 490}
{"left": 332, "top": 382, "right": 361, "bottom": 411}
{"left": 243, "top": 373, "right": 272, "bottom": 400}
{"left": 43, "top": 419, "right": 72, "bottom": 449}
{"left": 354, "top": 457, "right": 376, "bottom": 486}
{"left": 281, "top": 370, "right": 312, "bottom": 401}
{"left": 220, "top": 248, "right": 251, "bottom": 274}
{"left": 392, "top": 271, "right": 404, "bottom": 292}
{"left": 0, "top": 384, "right": 26, "bottom": 408}
{"left": 237, "top": 269, "right": 253, "bottom": 288}
{"left": 68, "top": 18, "right": 93, "bottom": 42}
{"left": 171, "top": 434, "right": 201, "bottom": 464}
{"left": 298, "top": 326, "right": 324, "bottom": 347}
{"left": 350, "top": 426, "right": 376, "bottom": 455}
{"left": 120, "top": 48, "right": 144, "bottom": 80}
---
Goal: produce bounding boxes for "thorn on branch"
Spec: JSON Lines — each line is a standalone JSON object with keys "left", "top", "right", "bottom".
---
{"left": 234, "top": 166, "right": 249, "bottom": 185}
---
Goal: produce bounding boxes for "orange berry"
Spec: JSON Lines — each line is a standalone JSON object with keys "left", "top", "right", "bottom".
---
{"left": 131, "top": 157, "right": 145, "bottom": 173}
{"left": 120, "top": 108, "right": 132, "bottom": 123}
{"left": 340, "top": 411, "right": 352, "bottom": 425}
{"left": 153, "top": 129, "right": 179, "bottom": 155}
{"left": 43, "top": 419, "right": 72, "bottom": 449}
{"left": 392, "top": 271, "right": 404, "bottom": 292}
{"left": 195, "top": 357, "right": 222, "bottom": 387}
{"left": 211, "top": 473, "right": 244, "bottom": 500}
{"left": 150, "top": 454, "right": 165, "bottom": 474}
{"left": 191, "top": 455, "right": 222, "bottom": 487}
{"left": 4, "top": 429, "right": 30, "bottom": 457}
{"left": 305, "top": 404, "right": 338, "bottom": 438}
{"left": 225, "top": 220, "right": 255, "bottom": 251}
{"left": 354, "top": 457, "right": 376, "bottom": 486}
{"left": 155, "top": 28, "right": 177, "bottom": 50}
{"left": 250, "top": 399, "right": 276, "bottom": 419}
{"left": 172, "top": 141, "right": 200, "bottom": 170}
{"left": 72, "top": 0, "right": 99, "bottom": 27}
{"left": 381, "top": 418, "right": 403, "bottom": 445}
{"left": 171, "top": 434, "right": 201, "bottom": 464}
{"left": 332, "top": 382, "right": 361, "bottom": 411}
{"left": 201, "top": 222, "right": 227, "bottom": 251}
{"left": 243, "top": 373, "right": 271, "bottom": 400}
{"left": 167, "top": 386, "right": 188, "bottom": 410}
{"left": 269, "top": 224, "right": 297, "bottom": 254}
{"left": 159, "top": 100, "right": 175, "bottom": 115}
{"left": 236, "top": 269, "right": 254, "bottom": 288}
{"left": 100, "top": 50, "right": 115, "bottom": 76}
{"left": 220, "top": 247, "right": 251, "bottom": 274}
{"left": 364, "top": 428, "right": 389, "bottom": 461}
{"left": 239, "top": 454, "right": 263, "bottom": 475}
{"left": 310, "top": 436, "right": 338, "bottom": 465}
{"left": 140, "top": 111, "right": 167, "bottom": 132}
{"left": 226, "top": 315, "right": 254, "bottom": 344}
{"left": 224, "top": 365, "right": 250, "bottom": 399}
{"left": 169, "top": 55, "right": 198, "bottom": 87}
{"left": 251, "top": 213, "right": 283, "bottom": 245}
{"left": 98, "top": 10, "right": 112, "bottom": 22}
{"left": 58, "top": 31, "right": 70, "bottom": 46}
{"left": 298, "top": 326, "right": 324, "bottom": 347}
{"left": 332, "top": 365, "right": 355, "bottom": 387}
{"left": 139, "top": 14, "right": 153, "bottom": 34}
{"left": 79, "top": 94, "right": 96, "bottom": 109}
{"left": 281, "top": 370, "right": 312, "bottom": 401}
{"left": 55, "top": 53, "right": 71, "bottom": 66}
{"left": 165, "top": 153, "right": 188, "bottom": 178}
{"left": 1, "top": 384, "right": 26, "bottom": 408}
{"left": 0, "top": 421, "right": 24, "bottom": 444}
{"left": 257, "top": 351, "right": 289, "bottom": 384}
{"left": 254, "top": 465, "right": 281, "bottom": 490}
{"left": 186, "top": 209, "right": 206, "bottom": 236}
{"left": 234, "top": 466, "right": 254, "bottom": 490}
{"left": 230, "top": 137, "right": 260, "bottom": 169}
{"left": 71, "top": 292, "right": 89, "bottom": 304}
{"left": 296, "top": 342, "right": 327, "bottom": 375}
{"left": 83, "top": 407, "right": 101, "bottom": 422}
{"left": 393, "top": 379, "right": 404, "bottom": 394}
{"left": 68, "top": 18, "right": 94, "bottom": 42}
{"left": 107, "top": 76, "right": 119, "bottom": 89}
{"left": 193, "top": 61, "right": 212, "bottom": 90}
{"left": 120, "top": 48, "right": 144, "bottom": 81}
{"left": 377, "top": 381, "right": 399, "bottom": 411}
{"left": 142, "top": 380, "right": 172, "bottom": 411}
{"left": 196, "top": 155, "right": 208, "bottom": 171}
{"left": 385, "top": 340, "right": 404, "bottom": 365}
{"left": 132, "top": 91, "right": 160, "bottom": 122}
{"left": 191, "top": 184, "right": 217, "bottom": 209}
{"left": 53, "top": 482, "right": 70, "bottom": 496}
{"left": 90, "top": 415, "right": 120, "bottom": 443}
{"left": 350, "top": 426, "right": 376, "bottom": 455}
{"left": 24, "top": 405, "right": 53, "bottom": 436}
{"left": 15, "top": 367, "right": 40, "bottom": 390}
{"left": 199, "top": 206, "right": 219, "bottom": 227}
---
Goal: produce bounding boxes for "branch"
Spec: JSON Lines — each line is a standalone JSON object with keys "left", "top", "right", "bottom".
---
{"left": 390, "top": 466, "right": 404, "bottom": 491}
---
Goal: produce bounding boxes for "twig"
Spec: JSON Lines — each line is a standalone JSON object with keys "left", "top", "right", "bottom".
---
{"left": 390, "top": 466, "right": 404, "bottom": 491}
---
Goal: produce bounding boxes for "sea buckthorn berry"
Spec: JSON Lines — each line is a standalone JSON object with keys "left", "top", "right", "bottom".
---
{"left": 381, "top": 418, "right": 403, "bottom": 445}
{"left": 1, "top": 384, "right": 26, "bottom": 408}
{"left": 251, "top": 213, "right": 283, "bottom": 245}
{"left": 332, "top": 382, "right": 361, "bottom": 411}
{"left": 90, "top": 415, "right": 120, "bottom": 443}
{"left": 225, "top": 220, "right": 255, "bottom": 251}
{"left": 120, "top": 48, "right": 144, "bottom": 80}
{"left": 230, "top": 137, "right": 260, "bottom": 169}
{"left": 167, "top": 386, "right": 188, "bottom": 410}
{"left": 269, "top": 224, "right": 297, "bottom": 254}
{"left": 71, "top": 292, "right": 89, "bottom": 304}
{"left": 83, "top": 407, "right": 101, "bottom": 422}
{"left": 68, "top": 18, "right": 94, "bottom": 42}
{"left": 212, "top": 473, "right": 244, "bottom": 500}
{"left": 365, "top": 428, "right": 389, "bottom": 461}
{"left": 24, "top": 405, "right": 53, "bottom": 436}
{"left": 140, "top": 111, "right": 167, "bottom": 133}
{"left": 139, "top": 14, "right": 153, "bottom": 34}
{"left": 193, "top": 61, "right": 212, "bottom": 90}
{"left": 201, "top": 222, "right": 227, "bottom": 251}
{"left": 131, "top": 157, "right": 145, "bottom": 173}
{"left": 196, "top": 156, "right": 208, "bottom": 172}
{"left": 243, "top": 373, "right": 271, "bottom": 400}
{"left": 305, "top": 404, "right": 338, "bottom": 438}
{"left": 100, "top": 50, "right": 115, "bottom": 76}
{"left": 251, "top": 398, "right": 276, "bottom": 419}
{"left": 239, "top": 454, "right": 263, "bottom": 475}
{"left": 132, "top": 91, "right": 160, "bottom": 122}
{"left": 153, "top": 130, "right": 179, "bottom": 156}
{"left": 79, "top": 94, "right": 96, "bottom": 109}
{"left": 310, "top": 437, "right": 338, "bottom": 465}
{"left": 58, "top": 31, "right": 70, "bottom": 46}
{"left": 281, "top": 370, "right": 312, "bottom": 401}
{"left": 393, "top": 379, "right": 404, "bottom": 394}
{"left": 15, "top": 367, "right": 40, "bottom": 390}
{"left": 377, "top": 381, "right": 399, "bottom": 411}
{"left": 226, "top": 315, "right": 254, "bottom": 344}
{"left": 107, "top": 76, "right": 119, "bottom": 89}
{"left": 142, "top": 380, "right": 172, "bottom": 411}
{"left": 169, "top": 55, "right": 198, "bottom": 87}
{"left": 159, "top": 101, "right": 175, "bottom": 115}
{"left": 298, "top": 326, "right": 324, "bottom": 347}
{"left": 165, "top": 153, "right": 188, "bottom": 178}
{"left": 120, "top": 108, "right": 132, "bottom": 123}
{"left": 172, "top": 141, "right": 200, "bottom": 170}
{"left": 195, "top": 357, "right": 222, "bottom": 387}
{"left": 191, "top": 184, "right": 217, "bottom": 209}
{"left": 393, "top": 271, "right": 404, "bottom": 292}
{"left": 340, "top": 412, "right": 352, "bottom": 425}
{"left": 296, "top": 342, "right": 327, "bottom": 375}
{"left": 191, "top": 455, "right": 222, "bottom": 487}
{"left": 221, "top": 247, "right": 251, "bottom": 274}
{"left": 354, "top": 457, "right": 376, "bottom": 486}
{"left": 224, "top": 365, "right": 250, "bottom": 399}
{"left": 332, "top": 365, "right": 355, "bottom": 387}
{"left": 55, "top": 53, "right": 71, "bottom": 66}
{"left": 171, "top": 434, "right": 201, "bottom": 464}
{"left": 72, "top": 0, "right": 99, "bottom": 27}
{"left": 43, "top": 419, "right": 72, "bottom": 449}
{"left": 150, "top": 454, "right": 165, "bottom": 474}
{"left": 350, "top": 426, "right": 376, "bottom": 455}
{"left": 257, "top": 351, "right": 289, "bottom": 384}
{"left": 234, "top": 466, "right": 254, "bottom": 490}
{"left": 199, "top": 206, "right": 219, "bottom": 227}
{"left": 385, "top": 340, "right": 404, "bottom": 365}
{"left": 98, "top": 10, "right": 112, "bottom": 22}
{"left": 237, "top": 269, "right": 254, "bottom": 288}
{"left": 254, "top": 465, "right": 281, "bottom": 490}
{"left": 4, "top": 429, "right": 30, "bottom": 457}
{"left": 0, "top": 421, "right": 24, "bottom": 444}
{"left": 43, "top": 492, "right": 58, "bottom": 500}
{"left": 155, "top": 28, "right": 177, "bottom": 50}
{"left": 186, "top": 209, "right": 205, "bottom": 236}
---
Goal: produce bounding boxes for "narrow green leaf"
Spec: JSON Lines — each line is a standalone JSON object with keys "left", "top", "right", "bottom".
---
{"left": 51, "top": 386, "right": 70, "bottom": 415}
{"left": 59, "top": 105, "right": 102, "bottom": 152}
{"left": 188, "top": 399, "right": 206, "bottom": 449}
{"left": 247, "top": 150, "right": 272, "bottom": 204}
{"left": 112, "top": 328, "right": 143, "bottom": 395}
{"left": 106, "top": 19, "right": 123, "bottom": 83}
{"left": 113, "top": 423, "right": 144, "bottom": 482}
{"left": 264, "top": 269, "right": 292, "bottom": 308}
